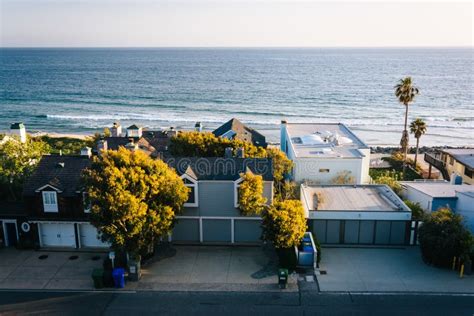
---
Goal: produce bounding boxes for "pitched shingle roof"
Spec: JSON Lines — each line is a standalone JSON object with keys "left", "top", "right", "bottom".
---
{"left": 23, "top": 155, "right": 91, "bottom": 197}
{"left": 166, "top": 157, "right": 273, "bottom": 181}
{"left": 213, "top": 118, "right": 267, "bottom": 148}
{"left": 103, "top": 137, "right": 157, "bottom": 157}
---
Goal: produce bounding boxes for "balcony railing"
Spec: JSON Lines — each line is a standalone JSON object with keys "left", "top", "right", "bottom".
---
{"left": 424, "top": 152, "right": 450, "bottom": 180}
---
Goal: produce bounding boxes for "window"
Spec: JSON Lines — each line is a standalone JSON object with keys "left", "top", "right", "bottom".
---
{"left": 42, "top": 191, "right": 58, "bottom": 213}
{"left": 464, "top": 168, "right": 473, "bottom": 179}
{"left": 83, "top": 192, "right": 91, "bottom": 213}
{"left": 183, "top": 177, "right": 198, "bottom": 207}
{"left": 319, "top": 169, "right": 330, "bottom": 173}
{"left": 449, "top": 156, "right": 454, "bottom": 165}
{"left": 234, "top": 178, "right": 244, "bottom": 208}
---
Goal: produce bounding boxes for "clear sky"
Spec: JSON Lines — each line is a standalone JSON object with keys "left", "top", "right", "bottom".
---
{"left": 0, "top": 0, "right": 472, "bottom": 47}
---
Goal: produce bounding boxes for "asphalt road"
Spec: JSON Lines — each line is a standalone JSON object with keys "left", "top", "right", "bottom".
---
{"left": 0, "top": 290, "right": 473, "bottom": 316}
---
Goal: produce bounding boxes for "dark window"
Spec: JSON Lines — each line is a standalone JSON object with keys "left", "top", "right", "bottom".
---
{"left": 319, "top": 169, "right": 330, "bottom": 173}
{"left": 449, "top": 156, "right": 454, "bottom": 165}
{"left": 464, "top": 168, "right": 473, "bottom": 179}
{"left": 186, "top": 186, "right": 195, "bottom": 204}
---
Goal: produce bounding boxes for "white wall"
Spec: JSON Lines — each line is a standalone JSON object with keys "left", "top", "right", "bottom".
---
{"left": 293, "top": 158, "right": 363, "bottom": 184}
{"left": 400, "top": 186, "right": 433, "bottom": 211}
{"left": 455, "top": 192, "right": 474, "bottom": 233}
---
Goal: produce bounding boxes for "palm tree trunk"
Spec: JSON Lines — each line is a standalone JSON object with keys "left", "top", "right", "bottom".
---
{"left": 402, "top": 104, "right": 409, "bottom": 179}
{"left": 414, "top": 137, "right": 419, "bottom": 168}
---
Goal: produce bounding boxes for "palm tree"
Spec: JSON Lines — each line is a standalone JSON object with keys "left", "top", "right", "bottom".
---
{"left": 395, "top": 77, "right": 420, "bottom": 178}
{"left": 410, "top": 118, "right": 427, "bottom": 168}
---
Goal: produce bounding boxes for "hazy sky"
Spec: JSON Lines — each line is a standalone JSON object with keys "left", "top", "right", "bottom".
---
{"left": 0, "top": 0, "right": 472, "bottom": 47}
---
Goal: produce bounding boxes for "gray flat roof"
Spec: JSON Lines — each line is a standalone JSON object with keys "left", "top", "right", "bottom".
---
{"left": 285, "top": 123, "right": 368, "bottom": 158}
{"left": 301, "top": 184, "right": 410, "bottom": 212}
{"left": 401, "top": 181, "right": 473, "bottom": 198}
{"left": 441, "top": 148, "right": 474, "bottom": 169}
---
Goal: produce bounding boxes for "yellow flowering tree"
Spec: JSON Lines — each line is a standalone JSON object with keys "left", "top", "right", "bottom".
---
{"left": 238, "top": 172, "right": 267, "bottom": 216}
{"left": 262, "top": 200, "right": 307, "bottom": 249}
{"left": 83, "top": 147, "right": 189, "bottom": 256}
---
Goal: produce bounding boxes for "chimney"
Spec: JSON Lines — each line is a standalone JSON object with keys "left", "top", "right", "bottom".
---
{"left": 80, "top": 147, "right": 92, "bottom": 157}
{"left": 224, "top": 147, "right": 233, "bottom": 158}
{"left": 125, "top": 138, "right": 138, "bottom": 151}
{"left": 167, "top": 127, "right": 177, "bottom": 138}
{"left": 280, "top": 120, "right": 288, "bottom": 153}
{"left": 111, "top": 122, "right": 122, "bottom": 137}
{"left": 126, "top": 125, "right": 142, "bottom": 138}
{"left": 195, "top": 122, "right": 203, "bottom": 132}
{"left": 236, "top": 147, "right": 245, "bottom": 158}
{"left": 10, "top": 122, "right": 27, "bottom": 143}
{"left": 97, "top": 140, "right": 108, "bottom": 155}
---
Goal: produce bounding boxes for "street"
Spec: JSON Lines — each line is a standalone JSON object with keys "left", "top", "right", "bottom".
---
{"left": 0, "top": 290, "right": 473, "bottom": 316}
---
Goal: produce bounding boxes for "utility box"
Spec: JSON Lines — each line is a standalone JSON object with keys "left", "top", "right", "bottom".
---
{"left": 297, "top": 232, "right": 318, "bottom": 270}
{"left": 128, "top": 258, "right": 142, "bottom": 282}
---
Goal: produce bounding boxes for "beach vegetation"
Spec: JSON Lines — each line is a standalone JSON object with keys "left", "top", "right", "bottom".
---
{"left": 409, "top": 118, "right": 427, "bottom": 168}
{"left": 82, "top": 147, "right": 188, "bottom": 257}
{"left": 394, "top": 77, "right": 420, "bottom": 179}
{"left": 238, "top": 172, "right": 267, "bottom": 216}
{"left": 37, "top": 135, "right": 90, "bottom": 155}
{"left": 418, "top": 208, "right": 473, "bottom": 268}
{"left": 0, "top": 136, "right": 49, "bottom": 201}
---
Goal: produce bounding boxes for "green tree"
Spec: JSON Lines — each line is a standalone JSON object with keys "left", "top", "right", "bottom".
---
{"left": 409, "top": 118, "right": 427, "bottom": 168}
{"left": 372, "top": 172, "right": 402, "bottom": 195}
{"left": 169, "top": 131, "right": 293, "bottom": 196}
{"left": 418, "top": 208, "right": 473, "bottom": 267}
{"left": 238, "top": 172, "right": 267, "bottom": 216}
{"left": 83, "top": 147, "right": 189, "bottom": 257}
{"left": 0, "top": 136, "right": 49, "bottom": 200}
{"left": 262, "top": 200, "right": 307, "bottom": 249}
{"left": 395, "top": 77, "right": 420, "bottom": 179}
{"left": 403, "top": 200, "right": 425, "bottom": 221}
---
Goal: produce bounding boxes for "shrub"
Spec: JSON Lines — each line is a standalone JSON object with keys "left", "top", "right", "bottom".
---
{"left": 404, "top": 200, "right": 426, "bottom": 221}
{"left": 418, "top": 208, "right": 473, "bottom": 267}
{"left": 238, "top": 172, "right": 267, "bottom": 216}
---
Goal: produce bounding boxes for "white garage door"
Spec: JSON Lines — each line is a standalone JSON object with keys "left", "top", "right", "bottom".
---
{"left": 40, "top": 223, "right": 76, "bottom": 247}
{"left": 79, "top": 224, "right": 109, "bottom": 248}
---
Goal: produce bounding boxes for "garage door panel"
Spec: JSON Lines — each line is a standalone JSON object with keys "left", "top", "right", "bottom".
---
{"left": 375, "top": 221, "right": 391, "bottom": 245}
{"left": 359, "top": 221, "right": 375, "bottom": 244}
{"left": 312, "top": 220, "right": 327, "bottom": 244}
{"left": 390, "top": 221, "right": 406, "bottom": 245}
{"left": 173, "top": 219, "right": 200, "bottom": 242}
{"left": 80, "top": 224, "right": 109, "bottom": 248}
{"left": 234, "top": 220, "right": 261, "bottom": 243}
{"left": 344, "top": 221, "right": 360, "bottom": 244}
{"left": 202, "top": 219, "right": 231, "bottom": 242}
{"left": 40, "top": 223, "right": 76, "bottom": 247}
{"left": 326, "top": 220, "right": 341, "bottom": 244}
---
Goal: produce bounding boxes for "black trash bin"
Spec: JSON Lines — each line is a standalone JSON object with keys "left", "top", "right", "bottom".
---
{"left": 278, "top": 268, "right": 288, "bottom": 289}
{"left": 91, "top": 269, "right": 104, "bottom": 289}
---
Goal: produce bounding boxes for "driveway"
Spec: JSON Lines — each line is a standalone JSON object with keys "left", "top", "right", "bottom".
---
{"left": 0, "top": 248, "right": 104, "bottom": 290}
{"left": 138, "top": 246, "right": 297, "bottom": 292}
{"left": 317, "top": 247, "right": 474, "bottom": 293}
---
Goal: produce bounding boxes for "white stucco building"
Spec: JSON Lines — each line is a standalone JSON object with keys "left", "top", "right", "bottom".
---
{"left": 280, "top": 121, "right": 370, "bottom": 184}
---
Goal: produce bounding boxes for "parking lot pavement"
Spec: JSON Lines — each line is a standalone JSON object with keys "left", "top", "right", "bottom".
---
{"left": 316, "top": 247, "right": 474, "bottom": 293}
{"left": 0, "top": 248, "right": 104, "bottom": 290}
{"left": 139, "top": 246, "right": 298, "bottom": 292}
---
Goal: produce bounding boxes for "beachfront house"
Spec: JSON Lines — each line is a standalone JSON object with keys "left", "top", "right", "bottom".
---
{"left": 213, "top": 118, "right": 268, "bottom": 148}
{"left": 424, "top": 148, "right": 474, "bottom": 184}
{"left": 280, "top": 121, "right": 371, "bottom": 184}
{"left": 21, "top": 153, "right": 109, "bottom": 248}
{"left": 300, "top": 184, "right": 412, "bottom": 245}
{"left": 167, "top": 157, "right": 273, "bottom": 244}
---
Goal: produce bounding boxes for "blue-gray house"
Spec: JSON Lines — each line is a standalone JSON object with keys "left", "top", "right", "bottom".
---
{"left": 166, "top": 157, "right": 274, "bottom": 244}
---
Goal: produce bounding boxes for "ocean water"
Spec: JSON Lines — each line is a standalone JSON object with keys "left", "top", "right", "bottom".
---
{"left": 0, "top": 48, "right": 472, "bottom": 146}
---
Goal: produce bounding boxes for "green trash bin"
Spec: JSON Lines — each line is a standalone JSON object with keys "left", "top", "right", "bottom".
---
{"left": 278, "top": 268, "right": 288, "bottom": 289}
{"left": 92, "top": 268, "right": 104, "bottom": 289}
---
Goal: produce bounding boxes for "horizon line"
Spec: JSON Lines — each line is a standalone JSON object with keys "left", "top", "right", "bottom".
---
{"left": 1, "top": 46, "right": 473, "bottom": 49}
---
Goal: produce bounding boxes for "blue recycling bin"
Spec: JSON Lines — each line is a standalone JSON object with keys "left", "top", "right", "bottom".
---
{"left": 112, "top": 268, "right": 125, "bottom": 288}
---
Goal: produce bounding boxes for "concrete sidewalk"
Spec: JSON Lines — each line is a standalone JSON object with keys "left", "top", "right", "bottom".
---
{"left": 135, "top": 246, "right": 298, "bottom": 292}
{"left": 317, "top": 247, "right": 474, "bottom": 293}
